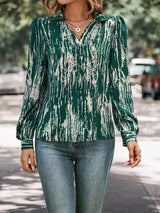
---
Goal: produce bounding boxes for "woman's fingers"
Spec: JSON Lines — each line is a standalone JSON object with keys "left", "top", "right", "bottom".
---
{"left": 131, "top": 153, "right": 141, "bottom": 168}
{"left": 30, "top": 150, "right": 36, "bottom": 172}
{"left": 132, "top": 145, "right": 141, "bottom": 168}
{"left": 125, "top": 158, "right": 141, "bottom": 168}
{"left": 126, "top": 141, "right": 141, "bottom": 168}
{"left": 20, "top": 149, "right": 36, "bottom": 173}
{"left": 127, "top": 142, "right": 135, "bottom": 164}
{"left": 125, "top": 160, "right": 131, "bottom": 165}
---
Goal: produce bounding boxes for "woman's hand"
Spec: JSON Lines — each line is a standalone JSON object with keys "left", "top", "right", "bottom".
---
{"left": 20, "top": 149, "right": 37, "bottom": 173}
{"left": 125, "top": 141, "right": 141, "bottom": 168}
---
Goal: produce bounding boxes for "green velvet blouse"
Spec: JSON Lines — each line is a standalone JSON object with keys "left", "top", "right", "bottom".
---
{"left": 16, "top": 8, "right": 139, "bottom": 150}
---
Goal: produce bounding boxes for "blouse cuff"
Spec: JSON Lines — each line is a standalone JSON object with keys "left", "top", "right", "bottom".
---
{"left": 121, "top": 132, "right": 138, "bottom": 147}
{"left": 21, "top": 139, "right": 34, "bottom": 150}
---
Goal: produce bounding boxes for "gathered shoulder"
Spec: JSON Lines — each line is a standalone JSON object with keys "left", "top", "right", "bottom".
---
{"left": 103, "top": 15, "right": 126, "bottom": 28}
{"left": 115, "top": 15, "right": 127, "bottom": 30}
{"left": 110, "top": 15, "right": 127, "bottom": 37}
{"left": 30, "top": 16, "right": 51, "bottom": 28}
{"left": 115, "top": 15, "right": 126, "bottom": 24}
{"left": 30, "top": 17, "right": 38, "bottom": 29}
{"left": 29, "top": 16, "right": 53, "bottom": 36}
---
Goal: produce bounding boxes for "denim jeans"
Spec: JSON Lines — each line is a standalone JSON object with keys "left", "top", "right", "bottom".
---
{"left": 35, "top": 137, "right": 115, "bottom": 213}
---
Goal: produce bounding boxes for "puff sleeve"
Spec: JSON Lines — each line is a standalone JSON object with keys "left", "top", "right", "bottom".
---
{"left": 109, "top": 16, "right": 139, "bottom": 147}
{"left": 16, "top": 18, "right": 48, "bottom": 150}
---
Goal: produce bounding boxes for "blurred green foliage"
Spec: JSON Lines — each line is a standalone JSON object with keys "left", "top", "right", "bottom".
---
{"left": 0, "top": 0, "right": 160, "bottom": 65}
{"left": 104, "top": 0, "right": 160, "bottom": 59}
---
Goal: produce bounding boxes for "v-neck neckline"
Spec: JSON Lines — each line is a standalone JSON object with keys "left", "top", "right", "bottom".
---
{"left": 54, "top": 8, "right": 108, "bottom": 45}
{"left": 64, "top": 19, "right": 96, "bottom": 44}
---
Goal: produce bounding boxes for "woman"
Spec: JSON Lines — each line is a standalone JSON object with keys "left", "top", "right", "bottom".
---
{"left": 16, "top": 0, "right": 141, "bottom": 212}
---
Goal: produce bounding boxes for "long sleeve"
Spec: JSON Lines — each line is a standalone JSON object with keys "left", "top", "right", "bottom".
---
{"left": 109, "top": 15, "right": 139, "bottom": 147}
{"left": 16, "top": 18, "right": 48, "bottom": 150}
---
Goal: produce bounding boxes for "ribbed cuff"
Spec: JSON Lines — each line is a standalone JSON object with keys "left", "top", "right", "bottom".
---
{"left": 121, "top": 133, "right": 138, "bottom": 147}
{"left": 21, "top": 140, "right": 34, "bottom": 150}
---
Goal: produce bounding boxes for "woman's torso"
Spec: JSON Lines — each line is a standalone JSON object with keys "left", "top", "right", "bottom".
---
{"left": 34, "top": 8, "right": 116, "bottom": 142}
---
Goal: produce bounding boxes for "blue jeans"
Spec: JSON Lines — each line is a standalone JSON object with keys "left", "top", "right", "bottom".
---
{"left": 35, "top": 137, "right": 115, "bottom": 213}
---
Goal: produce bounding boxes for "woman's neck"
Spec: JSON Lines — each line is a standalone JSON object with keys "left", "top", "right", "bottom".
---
{"left": 64, "top": 2, "right": 94, "bottom": 21}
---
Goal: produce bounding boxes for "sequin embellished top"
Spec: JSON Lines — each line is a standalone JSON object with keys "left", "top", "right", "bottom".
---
{"left": 16, "top": 8, "right": 139, "bottom": 150}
